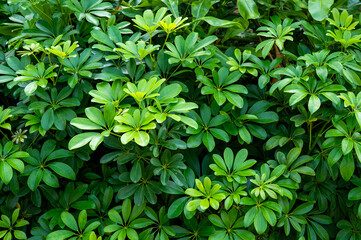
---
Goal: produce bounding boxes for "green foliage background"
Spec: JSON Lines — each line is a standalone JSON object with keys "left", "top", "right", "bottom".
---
{"left": 0, "top": 0, "right": 361, "bottom": 239}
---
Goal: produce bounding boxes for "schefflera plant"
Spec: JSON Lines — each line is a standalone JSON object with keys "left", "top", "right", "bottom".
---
{"left": 210, "top": 148, "right": 257, "bottom": 210}
{"left": 113, "top": 108, "right": 156, "bottom": 147}
{"left": 3, "top": 0, "right": 361, "bottom": 240}
{"left": 69, "top": 76, "right": 198, "bottom": 149}
{"left": 185, "top": 177, "right": 226, "bottom": 212}
{"left": 0, "top": 141, "right": 29, "bottom": 185}
{"left": 210, "top": 147, "right": 257, "bottom": 183}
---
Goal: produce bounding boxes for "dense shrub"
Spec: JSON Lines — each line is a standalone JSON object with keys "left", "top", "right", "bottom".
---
{"left": 1, "top": 0, "right": 361, "bottom": 239}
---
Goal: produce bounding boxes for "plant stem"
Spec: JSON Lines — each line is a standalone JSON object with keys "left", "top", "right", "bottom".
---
{"left": 168, "top": 62, "right": 182, "bottom": 80}
{"left": 0, "top": 129, "right": 10, "bottom": 141}
{"left": 110, "top": 132, "right": 123, "bottom": 138}
{"left": 309, "top": 122, "right": 312, "bottom": 151}
{"left": 32, "top": 53, "right": 40, "bottom": 63}
{"left": 140, "top": 59, "right": 146, "bottom": 72}
{"left": 154, "top": 33, "right": 169, "bottom": 70}
{"left": 48, "top": 54, "right": 52, "bottom": 65}
{"left": 54, "top": 59, "right": 64, "bottom": 86}
{"left": 308, "top": 119, "right": 331, "bottom": 154}
{"left": 26, "top": 133, "right": 40, "bottom": 150}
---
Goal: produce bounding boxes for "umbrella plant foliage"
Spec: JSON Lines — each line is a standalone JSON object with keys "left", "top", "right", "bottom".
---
{"left": 0, "top": 0, "right": 361, "bottom": 240}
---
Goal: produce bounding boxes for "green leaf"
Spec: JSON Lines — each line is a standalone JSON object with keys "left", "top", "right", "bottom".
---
{"left": 91, "top": 30, "right": 115, "bottom": 48}
{"left": 72, "top": 200, "right": 96, "bottom": 210}
{"left": 167, "top": 197, "right": 187, "bottom": 218}
{"left": 341, "top": 138, "right": 353, "bottom": 155}
{"left": 27, "top": 168, "right": 43, "bottom": 191}
{"left": 254, "top": 208, "right": 267, "bottom": 234}
{"left": 261, "top": 40, "right": 274, "bottom": 58}
{"left": 239, "top": 126, "right": 252, "bottom": 144}
{"left": 29, "top": 101, "right": 49, "bottom": 111}
{"left": 180, "top": 116, "right": 198, "bottom": 129}
{"left": 308, "top": 95, "right": 321, "bottom": 114}
{"left": 78, "top": 210, "right": 87, "bottom": 231}
{"left": 262, "top": 201, "right": 282, "bottom": 213}
{"left": 85, "top": 107, "right": 106, "bottom": 127}
{"left": 131, "top": 218, "right": 154, "bottom": 228}
{"left": 262, "top": 207, "right": 276, "bottom": 226}
{"left": 185, "top": 188, "right": 203, "bottom": 197}
{"left": 237, "top": 0, "right": 260, "bottom": 20}
{"left": 287, "top": 148, "right": 301, "bottom": 164}
{"left": 12, "top": 209, "right": 19, "bottom": 224}
{"left": 224, "top": 91, "right": 244, "bottom": 108}
{"left": 161, "top": 0, "right": 179, "bottom": 17}
{"left": 187, "top": 133, "right": 203, "bottom": 148}
{"left": 271, "top": 165, "right": 286, "bottom": 178}
{"left": 158, "top": 84, "right": 182, "bottom": 101}
{"left": 47, "top": 230, "right": 75, "bottom": 240}
{"left": 186, "top": 199, "right": 201, "bottom": 211}
{"left": 41, "top": 108, "right": 54, "bottom": 130}
{"left": 68, "top": 132, "right": 99, "bottom": 150}
{"left": 292, "top": 202, "right": 314, "bottom": 215}
{"left": 43, "top": 169, "right": 59, "bottom": 188}
{"left": 340, "top": 154, "right": 354, "bottom": 181}
{"left": 209, "top": 128, "right": 229, "bottom": 142}
{"left": 0, "top": 162, "right": 13, "bottom": 184}
{"left": 192, "top": 0, "right": 212, "bottom": 19}
{"left": 208, "top": 214, "right": 225, "bottom": 227}
{"left": 202, "top": 17, "right": 246, "bottom": 29}
{"left": 47, "top": 149, "right": 73, "bottom": 161}
{"left": 244, "top": 206, "right": 257, "bottom": 227}
{"left": 209, "top": 231, "right": 227, "bottom": 240}
{"left": 237, "top": 230, "right": 255, "bottom": 240}
{"left": 48, "top": 162, "right": 76, "bottom": 180}
{"left": 310, "top": 221, "right": 330, "bottom": 240}
{"left": 13, "top": 230, "right": 27, "bottom": 239}
{"left": 122, "top": 199, "right": 131, "bottom": 223}
{"left": 200, "top": 198, "right": 210, "bottom": 210}
{"left": 70, "top": 118, "right": 103, "bottom": 130}
{"left": 89, "top": 134, "right": 104, "bottom": 151}
{"left": 61, "top": 211, "right": 78, "bottom": 231}
{"left": 126, "top": 228, "right": 139, "bottom": 240}
{"left": 308, "top": 0, "right": 334, "bottom": 21}
{"left": 203, "top": 131, "right": 215, "bottom": 151}
{"left": 348, "top": 187, "right": 361, "bottom": 200}
{"left": 289, "top": 92, "right": 308, "bottom": 106}
{"left": 108, "top": 209, "right": 123, "bottom": 225}
{"left": 24, "top": 82, "right": 38, "bottom": 96}
{"left": 294, "top": 166, "right": 315, "bottom": 176}
{"left": 133, "top": 131, "right": 150, "bottom": 146}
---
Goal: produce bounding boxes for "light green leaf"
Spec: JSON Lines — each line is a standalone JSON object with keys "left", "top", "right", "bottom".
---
{"left": 186, "top": 199, "right": 201, "bottom": 211}
{"left": 308, "top": 95, "right": 321, "bottom": 114}
{"left": 161, "top": 0, "right": 179, "bottom": 17}
{"left": 308, "top": 0, "right": 334, "bottom": 21}
{"left": 24, "top": 82, "right": 38, "bottom": 96}
{"left": 0, "top": 161, "right": 13, "bottom": 184}
{"left": 68, "top": 132, "right": 99, "bottom": 150}
{"left": 341, "top": 138, "right": 353, "bottom": 155}
{"left": 70, "top": 118, "right": 103, "bottom": 130}
{"left": 237, "top": 0, "right": 260, "bottom": 20}
{"left": 192, "top": 0, "right": 212, "bottom": 19}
